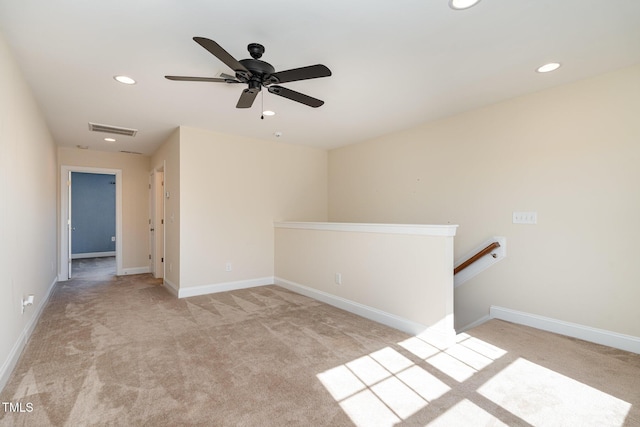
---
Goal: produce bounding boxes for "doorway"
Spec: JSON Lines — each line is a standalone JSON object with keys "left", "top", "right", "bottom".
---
{"left": 149, "top": 166, "right": 165, "bottom": 279}
{"left": 60, "top": 166, "right": 123, "bottom": 280}
{"left": 70, "top": 172, "right": 116, "bottom": 277}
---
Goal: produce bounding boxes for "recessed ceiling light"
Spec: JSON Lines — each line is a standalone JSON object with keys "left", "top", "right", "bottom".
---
{"left": 449, "top": 0, "right": 481, "bottom": 10}
{"left": 263, "top": 110, "right": 276, "bottom": 117}
{"left": 114, "top": 75, "right": 136, "bottom": 85}
{"left": 104, "top": 137, "right": 116, "bottom": 142}
{"left": 536, "top": 62, "right": 561, "bottom": 73}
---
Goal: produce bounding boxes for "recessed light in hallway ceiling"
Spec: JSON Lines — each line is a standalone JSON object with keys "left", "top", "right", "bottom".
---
{"left": 536, "top": 62, "right": 561, "bottom": 73}
{"left": 114, "top": 75, "right": 136, "bottom": 85}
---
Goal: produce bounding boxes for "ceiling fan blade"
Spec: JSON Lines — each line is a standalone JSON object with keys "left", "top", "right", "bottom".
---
{"left": 268, "top": 85, "right": 324, "bottom": 108}
{"left": 236, "top": 88, "right": 259, "bottom": 108}
{"left": 268, "top": 64, "right": 331, "bottom": 85}
{"left": 193, "top": 37, "right": 250, "bottom": 76}
{"left": 165, "top": 75, "right": 239, "bottom": 83}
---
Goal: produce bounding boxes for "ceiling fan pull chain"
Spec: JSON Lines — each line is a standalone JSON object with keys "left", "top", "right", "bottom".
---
{"left": 261, "top": 91, "right": 264, "bottom": 120}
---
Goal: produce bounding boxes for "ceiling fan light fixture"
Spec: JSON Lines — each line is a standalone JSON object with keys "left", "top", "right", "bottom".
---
{"left": 536, "top": 62, "right": 561, "bottom": 73}
{"left": 114, "top": 75, "right": 136, "bottom": 85}
{"left": 449, "top": 0, "right": 481, "bottom": 10}
{"left": 262, "top": 110, "right": 275, "bottom": 117}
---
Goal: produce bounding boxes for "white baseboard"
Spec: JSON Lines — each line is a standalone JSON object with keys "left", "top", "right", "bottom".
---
{"left": 71, "top": 251, "right": 116, "bottom": 259}
{"left": 274, "top": 277, "right": 445, "bottom": 337}
{"left": 0, "top": 277, "right": 57, "bottom": 392}
{"left": 178, "top": 277, "right": 274, "bottom": 299}
{"left": 119, "top": 266, "right": 150, "bottom": 276}
{"left": 162, "top": 278, "right": 179, "bottom": 297}
{"left": 490, "top": 306, "right": 640, "bottom": 354}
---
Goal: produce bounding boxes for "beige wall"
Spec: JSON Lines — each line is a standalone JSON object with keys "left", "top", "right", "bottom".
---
{"left": 275, "top": 224, "right": 456, "bottom": 335}
{"left": 58, "top": 148, "right": 151, "bottom": 271}
{"left": 151, "top": 128, "right": 180, "bottom": 288}
{"left": 328, "top": 64, "right": 640, "bottom": 336}
{"left": 0, "top": 34, "right": 58, "bottom": 385}
{"left": 177, "top": 126, "right": 328, "bottom": 290}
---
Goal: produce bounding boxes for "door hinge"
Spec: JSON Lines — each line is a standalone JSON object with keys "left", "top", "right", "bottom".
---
{"left": 161, "top": 219, "right": 164, "bottom": 224}
{"left": 161, "top": 257, "right": 164, "bottom": 263}
{"left": 149, "top": 184, "right": 151, "bottom": 189}
{"left": 149, "top": 254, "right": 151, "bottom": 260}
{"left": 149, "top": 219, "right": 151, "bottom": 224}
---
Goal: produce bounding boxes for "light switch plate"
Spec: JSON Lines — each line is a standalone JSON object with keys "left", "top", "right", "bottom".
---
{"left": 513, "top": 211, "right": 537, "bottom": 224}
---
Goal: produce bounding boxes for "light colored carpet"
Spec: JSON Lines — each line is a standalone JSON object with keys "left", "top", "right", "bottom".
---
{"left": 1, "top": 267, "right": 639, "bottom": 426}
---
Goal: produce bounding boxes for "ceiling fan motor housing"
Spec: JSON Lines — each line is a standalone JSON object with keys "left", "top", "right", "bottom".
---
{"left": 247, "top": 43, "right": 265, "bottom": 59}
{"left": 238, "top": 58, "right": 276, "bottom": 84}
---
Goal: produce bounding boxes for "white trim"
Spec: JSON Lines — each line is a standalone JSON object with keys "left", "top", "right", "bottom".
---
{"left": 0, "top": 277, "right": 57, "bottom": 392}
{"left": 60, "top": 166, "right": 123, "bottom": 279}
{"left": 490, "top": 306, "right": 640, "bottom": 354}
{"left": 163, "top": 278, "right": 179, "bottom": 297}
{"left": 275, "top": 277, "right": 434, "bottom": 336}
{"left": 274, "top": 221, "right": 458, "bottom": 237}
{"left": 120, "top": 266, "right": 150, "bottom": 276}
{"left": 454, "top": 236, "right": 506, "bottom": 287}
{"left": 71, "top": 251, "right": 116, "bottom": 259}
{"left": 178, "top": 277, "right": 274, "bottom": 299}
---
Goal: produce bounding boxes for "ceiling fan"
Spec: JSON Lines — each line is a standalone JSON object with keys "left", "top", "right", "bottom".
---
{"left": 165, "top": 37, "right": 331, "bottom": 109}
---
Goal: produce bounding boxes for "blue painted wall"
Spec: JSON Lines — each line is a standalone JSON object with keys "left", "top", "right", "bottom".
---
{"left": 71, "top": 172, "right": 116, "bottom": 255}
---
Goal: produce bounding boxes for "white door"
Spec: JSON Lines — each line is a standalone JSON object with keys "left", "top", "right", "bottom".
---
{"left": 67, "top": 171, "right": 72, "bottom": 278}
{"left": 149, "top": 172, "right": 156, "bottom": 275}
{"left": 155, "top": 171, "right": 165, "bottom": 279}
{"left": 149, "top": 169, "right": 165, "bottom": 279}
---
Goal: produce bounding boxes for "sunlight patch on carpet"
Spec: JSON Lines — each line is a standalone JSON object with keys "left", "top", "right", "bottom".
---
{"left": 478, "top": 357, "right": 632, "bottom": 427}
{"left": 317, "top": 346, "right": 434, "bottom": 425}
{"left": 427, "top": 399, "right": 509, "bottom": 426}
{"left": 321, "top": 329, "right": 633, "bottom": 426}
{"left": 317, "top": 332, "right": 512, "bottom": 426}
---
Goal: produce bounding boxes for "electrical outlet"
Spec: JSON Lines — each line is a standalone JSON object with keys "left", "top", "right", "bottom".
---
{"left": 21, "top": 294, "right": 34, "bottom": 314}
{"left": 225, "top": 262, "right": 232, "bottom": 272}
{"left": 335, "top": 273, "right": 342, "bottom": 285}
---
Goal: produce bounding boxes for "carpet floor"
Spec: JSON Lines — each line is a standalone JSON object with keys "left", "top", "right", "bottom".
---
{"left": 1, "top": 264, "right": 639, "bottom": 426}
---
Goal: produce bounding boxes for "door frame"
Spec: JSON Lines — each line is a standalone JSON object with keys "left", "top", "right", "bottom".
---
{"left": 59, "top": 165, "right": 123, "bottom": 280}
{"left": 149, "top": 164, "right": 165, "bottom": 279}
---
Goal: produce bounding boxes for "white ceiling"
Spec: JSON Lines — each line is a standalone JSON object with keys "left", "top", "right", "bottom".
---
{"left": 1, "top": 0, "right": 639, "bottom": 155}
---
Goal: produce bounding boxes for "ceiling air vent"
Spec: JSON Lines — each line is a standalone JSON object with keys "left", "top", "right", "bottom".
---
{"left": 88, "top": 122, "right": 138, "bottom": 137}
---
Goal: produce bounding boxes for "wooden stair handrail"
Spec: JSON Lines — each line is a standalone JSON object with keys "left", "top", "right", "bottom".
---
{"left": 454, "top": 241, "right": 501, "bottom": 275}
